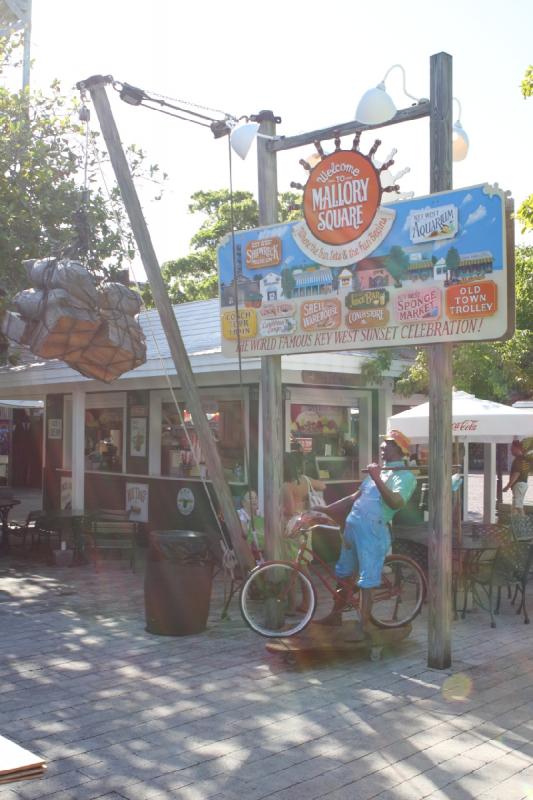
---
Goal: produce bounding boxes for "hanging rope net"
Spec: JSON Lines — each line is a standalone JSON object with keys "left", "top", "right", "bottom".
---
{"left": 2, "top": 257, "right": 146, "bottom": 383}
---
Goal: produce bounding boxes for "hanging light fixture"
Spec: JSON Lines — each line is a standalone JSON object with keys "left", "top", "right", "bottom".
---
{"left": 229, "top": 118, "right": 282, "bottom": 160}
{"left": 355, "top": 64, "right": 425, "bottom": 125}
{"left": 229, "top": 120, "right": 261, "bottom": 159}
{"left": 452, "top": 97, "right": 469, "bottom": 162}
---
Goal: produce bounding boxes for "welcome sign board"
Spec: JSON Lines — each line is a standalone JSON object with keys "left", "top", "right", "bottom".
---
{"left": 218, "top": 184, "right": 509, "bottom": 358}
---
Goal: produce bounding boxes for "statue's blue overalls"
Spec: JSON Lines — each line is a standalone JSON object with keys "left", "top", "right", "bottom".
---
{"left": 335, "top": 460, "right": 417, "bottom": 588}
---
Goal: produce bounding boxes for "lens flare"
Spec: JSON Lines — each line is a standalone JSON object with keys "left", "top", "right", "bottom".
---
{"left": 442, "top": 672, "right": 473, "bottom": 702}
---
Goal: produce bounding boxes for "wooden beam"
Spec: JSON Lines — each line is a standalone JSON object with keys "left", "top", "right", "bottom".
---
{"left": 483, "top": 442, "right": 496, "bottom": 524}
{"left": 80, "top": 75, "right": 254, "bottom": 574}
{"left": 269, "top": 103, "right": 430, "bottom": 153}
{"left": 71, "top": 389, "right": 85, "bottom": 511}
{"left": 427, "top": 52, "right": 453, "bottom": 670}
{"left": 256, "top": 112, "right": 283, "bottom": 560}
{"left": 463, "top": 443, "right": 469, "bottom": 520}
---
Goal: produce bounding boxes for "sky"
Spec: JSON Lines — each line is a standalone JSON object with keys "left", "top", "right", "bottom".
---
{"left": 8, "top": 0, "right": 533, "bottom": 280}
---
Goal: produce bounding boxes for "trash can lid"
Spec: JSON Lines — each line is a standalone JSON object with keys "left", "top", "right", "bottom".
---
{"left": 148, "top": 530, "right": 212, "bottom": 561}
{"left": 150, "top": 530, "right": 208, "bottom": 541}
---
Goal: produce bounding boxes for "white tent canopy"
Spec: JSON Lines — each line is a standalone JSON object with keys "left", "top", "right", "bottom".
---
{"left": 388, "top": 391, "right": 533, "bottom": 523}
{"left": 388, "top": 391, "right": 533, "bottom": 444}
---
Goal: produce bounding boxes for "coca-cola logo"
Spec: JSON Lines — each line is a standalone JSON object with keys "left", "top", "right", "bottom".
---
{"left": 452, "top": 419, "right": 479, "bottom": 431}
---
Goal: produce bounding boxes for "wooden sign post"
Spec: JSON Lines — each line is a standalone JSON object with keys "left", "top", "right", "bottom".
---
{"left": 80, "top": 75, "right": 254, "bottom": 574}
{"left": 427, "top": 53, "right": 453, "bottom": 669}
{"left": 255, "top": 112, "right": 284, "bottom": 561}
{"left": 262, "top": 52, "right": 455, "bottom": 667}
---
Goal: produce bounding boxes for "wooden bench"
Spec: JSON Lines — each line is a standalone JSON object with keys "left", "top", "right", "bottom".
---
{"left": 86, "top": 509, "right": 138, "bottom": 571}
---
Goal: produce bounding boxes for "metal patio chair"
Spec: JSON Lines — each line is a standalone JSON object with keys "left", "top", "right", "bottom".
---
{"left": 462, "top": 538, "right": 532, "bottom": 627}
{"left": 86, "top": 508, "right": 138, "bottom": 571}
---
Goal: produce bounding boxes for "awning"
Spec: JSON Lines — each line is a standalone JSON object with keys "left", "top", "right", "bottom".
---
{"left": 0, "top": 400, "right": 43, "bottom": 409}
{"left": 294, "top": 269, "right": 333, "bottom": 288}
{"left": 388, "top": 390, "right": 533, "bottom": 443}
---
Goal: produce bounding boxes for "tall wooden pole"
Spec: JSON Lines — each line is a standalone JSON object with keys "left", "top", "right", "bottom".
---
{"left": 427, "top": 52, "right": 453, "bottom": 669}
{"left": 80, "top": 75, "right": 254, "bottom": 573}
{"left": 22, "top": 0, "right": 32, "bottom": 90}
{"left": 256, "top": 111, "right": 283, "bottom": 561}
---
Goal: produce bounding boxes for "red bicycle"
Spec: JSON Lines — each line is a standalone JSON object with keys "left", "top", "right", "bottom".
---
{"left": 239, "top": 510, "right": 426, "bottom": 638}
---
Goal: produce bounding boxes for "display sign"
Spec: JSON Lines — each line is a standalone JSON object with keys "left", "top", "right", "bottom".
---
{"left": 302, "top": 150, "right": 382, "bottom": 245}
{"left": 48, "top": 418, "right": 62, "bottom": 439}
{"left": 130, "top": 417, "right": 147, "bottom": 458}
{"left": 126, "top": 482, "right": 148, "bottom": 522}
{"left": 177, "top": 487, "right": 195, "bottom": 516}
{"left": 409, "top": 204, "right": 458, "bottom": 244}
{"left": 246, "top": 237, "right": 281, "bottom": 269}
{"left": 60, "top": 476, "right": 72, "bottom": 510}
{"left": 218, "top": 184, "right": 509, "bottom": 358}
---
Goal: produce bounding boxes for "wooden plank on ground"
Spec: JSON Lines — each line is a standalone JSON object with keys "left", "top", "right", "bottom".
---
{"left": 0, "top": 735, "right": 46, "bottom": 784}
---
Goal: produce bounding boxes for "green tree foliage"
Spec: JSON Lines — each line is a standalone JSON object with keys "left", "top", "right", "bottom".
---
{"left": 393, "top": 246, "right": 533, "bottom": 402}
{"left": 156, "top": 189, "right": 300, "bottom": 306}
{"left": 0, "top": 34, "right": 164, "bottom": 363}
{"left": 445, "top": 246, "right": 460, "bottom": 271}
{"left": 384, "top": 245, "right": 409, "bottom": 287}
{"left": 521, "top": 65, "right": 533, "bottom": 98}
{"left": 0, "top": 35, "right": 164, "bottom": 303}
{"left": 281, "top": 267, "right": 296, "bottom": 299}
{"left": 517, "top": 65, "right": 533, "bottom": 233}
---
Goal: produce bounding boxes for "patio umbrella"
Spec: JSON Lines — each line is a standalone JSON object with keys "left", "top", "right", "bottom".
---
{"left": 388, "top": 390, "right": 533, "bottom": 523}
{"left": 388, "top": 391, "right": 533, "bottom": 444}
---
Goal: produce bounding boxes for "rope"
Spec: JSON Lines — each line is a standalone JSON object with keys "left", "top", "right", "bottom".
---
{"left": 221, "top": 539, "right": 238, "bottom": 580}
{"left": 140, "top": 87, "right": 234, "bottom": 120}
{"left": 111, "top": 80, "right": 236, "bottom": 130}
{"left": 227, "top": 138, "right": 255, "bottom": 534}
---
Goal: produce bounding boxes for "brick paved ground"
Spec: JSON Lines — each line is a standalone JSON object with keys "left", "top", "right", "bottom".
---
{"left": 1, "top": 535, "right": 533, "bottom": 800}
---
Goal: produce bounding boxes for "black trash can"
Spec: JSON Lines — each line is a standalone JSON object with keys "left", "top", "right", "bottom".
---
{"left": 144, "top": 530, "right": 213, "bottom": 636}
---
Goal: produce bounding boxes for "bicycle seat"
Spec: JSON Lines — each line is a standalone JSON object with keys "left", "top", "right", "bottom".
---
{"left": 285, "top": 510, "right": 340, "bottom": 539}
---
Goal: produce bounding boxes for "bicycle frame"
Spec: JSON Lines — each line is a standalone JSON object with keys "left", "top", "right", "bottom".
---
{"left": 239, "top": 522, "right": 427, "bottom": 638}
{"left": 291, "top": 532, "right": 409, "bottom": 612}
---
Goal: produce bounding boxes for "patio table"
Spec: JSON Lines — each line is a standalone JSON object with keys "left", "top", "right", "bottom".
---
{"left": 393, "top": 522, "right": 531, "bottom": 619}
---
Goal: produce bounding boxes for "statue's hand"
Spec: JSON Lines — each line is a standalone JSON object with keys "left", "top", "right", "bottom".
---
{"left": 367, "top": 463, "right": 381, "bottom": 481}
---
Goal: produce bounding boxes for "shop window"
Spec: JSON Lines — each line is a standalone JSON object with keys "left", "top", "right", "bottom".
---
{"left": 290, "top": 402, "right": 360, "bottom": 481}
{"left": 161, "top": 399, "right": 246, "bottom": 483}
{"left": 85, "top": 408, "right": 124, "bottom": 472}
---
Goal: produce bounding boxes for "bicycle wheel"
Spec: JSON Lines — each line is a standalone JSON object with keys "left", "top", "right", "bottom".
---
{"left": 239, "top": 561, "right": 317, "bottom": 638}
{"left": 370, "top": 554, "right": 426, "bottom": 629}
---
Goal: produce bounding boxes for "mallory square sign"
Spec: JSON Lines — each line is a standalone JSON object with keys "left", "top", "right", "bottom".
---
{"left": 218, "top": 179, "right": 510, "bottom": 359}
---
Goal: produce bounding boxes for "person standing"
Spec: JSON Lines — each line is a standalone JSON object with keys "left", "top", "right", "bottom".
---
{"left": 503, "top": 440, "right": 530, "bottom": 516}
{"left": 237, "top": 490, "right": 264, "bottom": 559}
{"left": 281, "top": 450, "right": 326, "bottom": 526}
{"left": 281, "top": 450, "right": 327, "bottom": 610}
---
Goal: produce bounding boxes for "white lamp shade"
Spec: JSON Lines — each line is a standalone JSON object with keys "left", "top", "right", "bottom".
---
{"left": 452, "top": 121, "right": 469, "bottom": 162}
{"left": 355, "top": 83, "right": 397, "bottom": 125}
{"left": 230, "top": 121, "right": 260, "bottom": 160}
